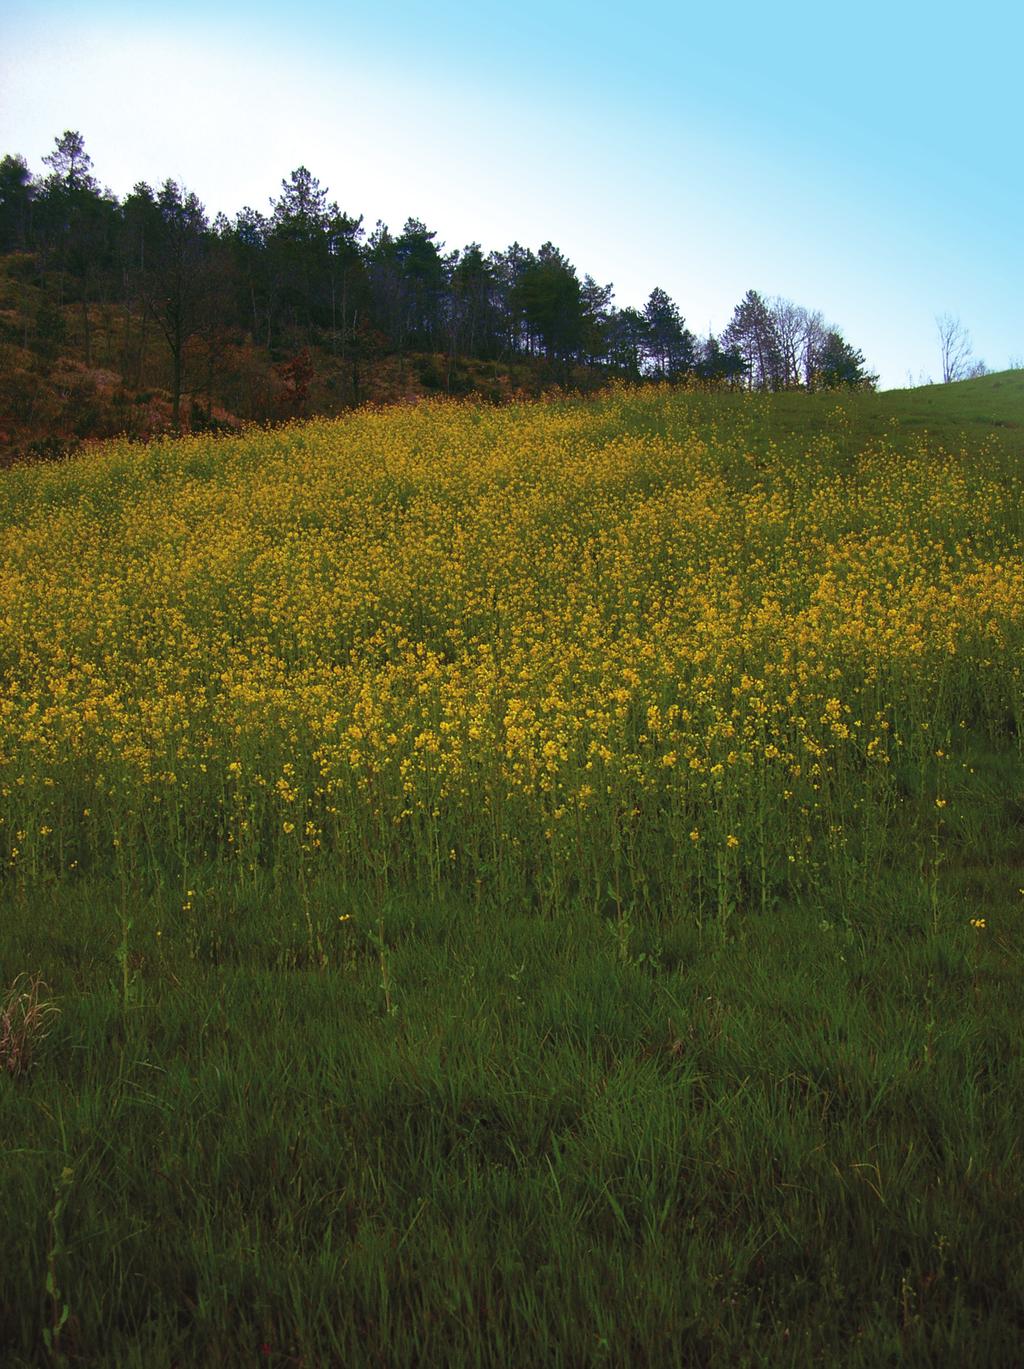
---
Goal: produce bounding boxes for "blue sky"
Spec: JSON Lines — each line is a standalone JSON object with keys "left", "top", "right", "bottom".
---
{"left": 2, "top": 0, "right": 1021, "bottom": 387}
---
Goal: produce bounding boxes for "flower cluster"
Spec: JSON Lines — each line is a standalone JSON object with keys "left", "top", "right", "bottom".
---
{"left": 0, "top": 390, "right": 1020, "bottom": 914}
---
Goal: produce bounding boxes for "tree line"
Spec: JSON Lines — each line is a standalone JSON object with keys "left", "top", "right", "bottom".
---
{"left": 0, "top": 131, "right": 877, "bottom": 435}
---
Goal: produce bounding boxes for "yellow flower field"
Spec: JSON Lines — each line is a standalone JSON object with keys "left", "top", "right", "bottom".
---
{"left": 1, "top": 387, "right": 1021, "bottom": 917}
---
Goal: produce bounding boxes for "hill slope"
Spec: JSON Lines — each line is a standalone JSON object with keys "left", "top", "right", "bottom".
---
{"left": 2, "top": 385, "right": 1022, "bottom": 1365}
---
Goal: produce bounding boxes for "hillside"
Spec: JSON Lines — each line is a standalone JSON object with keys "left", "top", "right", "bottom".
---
{"left": 0, "top": 251, "right": 602, "bottom": 465}
{"left": 0, "top": 235, "right": 890, "bottom": 466}
{"left": 664, "top": 370, "right": 1024, "bottom": 456}
{"left": 877, "top": 368, "right": 1024, "bottom": 430}
{"left": 2, "top": 386, "right": 1023, "bottom": 1363}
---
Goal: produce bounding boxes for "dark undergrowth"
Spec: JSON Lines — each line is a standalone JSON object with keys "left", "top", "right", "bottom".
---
{"left": 2, "top": 797, "right": 1022, "bottom": 1366}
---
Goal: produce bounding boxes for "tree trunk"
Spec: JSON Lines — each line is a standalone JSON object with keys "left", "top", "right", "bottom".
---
{"left": 80, "top": 285, "right": 91, "bottom": 367}
{"left": 171, "top": 334, "right": 182, "bottom": 432}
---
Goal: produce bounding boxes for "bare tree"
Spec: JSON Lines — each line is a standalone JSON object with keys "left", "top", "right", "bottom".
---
{"left": 799, "top": 309, "right": 829, "bottom": 389}
{"left": 767, "top": 297, "right": 806, "bottom": 388}
{"left": 936, "top": 313, "right": 973, "bottom": 383}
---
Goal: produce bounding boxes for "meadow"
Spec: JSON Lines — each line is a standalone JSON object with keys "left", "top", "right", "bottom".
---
{"left": 1, "top": 375, "right": 1023, "bottom": 1365}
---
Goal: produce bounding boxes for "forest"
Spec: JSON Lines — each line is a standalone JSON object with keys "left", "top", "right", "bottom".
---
{"left": 0, "top": 131, "right": 876, "bottom": 456}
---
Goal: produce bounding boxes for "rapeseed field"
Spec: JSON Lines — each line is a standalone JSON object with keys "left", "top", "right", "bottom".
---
{"left": 1, "top": 385, "right": 1020, "bottom": 915}
{"left": 2, "top": 382, "right": 1023, "bottom": 1366}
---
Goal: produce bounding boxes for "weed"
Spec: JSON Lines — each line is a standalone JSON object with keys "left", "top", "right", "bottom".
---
{"left": 0, "top": 973, "right": 59, "bottom": 1078}
{"left": 42, "top": 1165, "right": 75, "bottom": 1367}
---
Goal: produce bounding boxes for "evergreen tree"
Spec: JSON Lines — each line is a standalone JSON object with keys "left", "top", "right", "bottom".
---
{"left": 695, "top": 332, "right": 744, "bottom": 384}
{"left": 269, "top": 167, "right": 332, "bottom": 338}
{"left": 0, "top": 128, "right": 880, "bottom": 438}
{"left": 141, "top": 181, "right": 212, "bottom": 430}
{"left": 514, "top": 243, "right": 584, "bottom": 365}
{"left": 448, "top": 244, "right": 501, "bottom": 363}
{"left": 394, "top": 218, "right": 445, "bottom": 350}
{"left": 0, "top": 154, "right": 34, "bottom": 251}
{"left": 814, "top": 331, "right": 877, "bottom": 389}
{"left": 36, "top": 131, "right": 114, "bottom": 361}
{"left": 605, "top": 307, "right": 648, "bottom": 380}
{"left": 580, "top": 276, "right": 615, "bottom": 368}
{"left": 723, "top": 289, "right": 782, "bottom": 390}
{"left": 489, "top": 242, "right": 533, "bottom": 356}
{"left": 228, "top": 205, "right": 274, "bottom": 345}
{"left": 41, "top": 130, "right": 97, "bottom": 195}
{"left": 642, "top": 288, "right": 695, "bottom": 379}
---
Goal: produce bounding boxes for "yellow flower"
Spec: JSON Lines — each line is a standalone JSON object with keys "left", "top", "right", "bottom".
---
{"left": 0, "top": 384, "right": 1018, "bottom": 934}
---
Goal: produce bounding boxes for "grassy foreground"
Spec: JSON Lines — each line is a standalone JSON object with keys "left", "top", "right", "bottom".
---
{"left": 1, "top": 376, "right": 1023, "bottom": 1365}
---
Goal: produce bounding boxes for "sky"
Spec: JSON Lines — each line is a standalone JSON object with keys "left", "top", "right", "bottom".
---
{"left": 1, "top": 0, "right": 1021, "bottom": 389}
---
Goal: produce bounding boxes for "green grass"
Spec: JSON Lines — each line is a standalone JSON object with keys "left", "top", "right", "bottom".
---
{"left": 3, "top": 853, "right": 1023, "bottom": 1367}
{"left": 2, "top": 374, "right": 1023, "bottom": 1366}
{"left": 617, "top": 369, "right": 1024, "bottom": 465}
{"left": 878, "top": 369, "right": 1024, "bottom": 431}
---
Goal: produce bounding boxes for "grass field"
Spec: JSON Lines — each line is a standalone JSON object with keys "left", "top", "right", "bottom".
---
{"left": 1, "top": 374, "right": 1023, "bottom": 1365}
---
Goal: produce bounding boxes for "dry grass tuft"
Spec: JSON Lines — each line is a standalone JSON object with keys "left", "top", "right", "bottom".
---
{"left": 1, "top": 973, "right": 60, "bottom": 1078}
